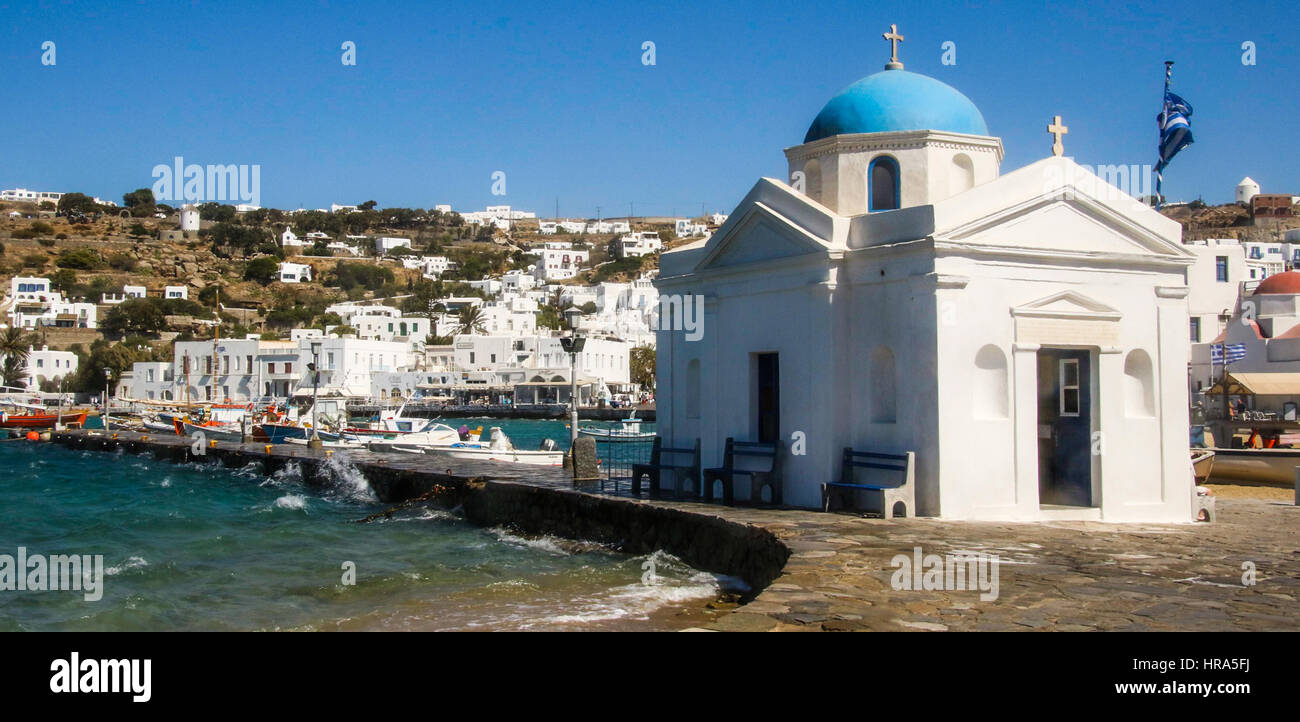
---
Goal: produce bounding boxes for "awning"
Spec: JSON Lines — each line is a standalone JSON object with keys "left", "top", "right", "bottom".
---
{"left": 1207, "top": 372, "right": 1300, "bottom": 396}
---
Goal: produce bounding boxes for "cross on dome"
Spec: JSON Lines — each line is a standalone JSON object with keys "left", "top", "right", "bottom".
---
{"left": 883, "top": 23, "right": 904, "bottom": 70}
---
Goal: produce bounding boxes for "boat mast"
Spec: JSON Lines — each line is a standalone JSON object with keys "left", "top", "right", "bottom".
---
{"left": 212, "top": 287, "right": 220, "bottom": 405}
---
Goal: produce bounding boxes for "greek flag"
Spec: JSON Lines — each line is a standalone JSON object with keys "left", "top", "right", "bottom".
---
{"left": 1211, "top": 343, "right": 1246, "bottom": 364}
{"left": 1154, "top": 63, "right": 1194, "bottom": 198}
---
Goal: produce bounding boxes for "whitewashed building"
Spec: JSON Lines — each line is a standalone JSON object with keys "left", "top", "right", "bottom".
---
{"left": 1185, "top": 240, "right": 1247, "bottom": 344}
{"left": 615, "top": 231, "right": 663, "bottom": 258}
{"left": 280, "top": 226, "right": 304, "bottom": 247}
{"left": 675, "top": 219, "right": 708, "bottom": 237}
{"left": 4, "top": 276, "right": 97, "bottom": 329}
{"left": 376, "top": 237, "right": 413, "bottom": 254}
{"left": 655, "top": 45, "right": 1196, "bottom": 521}
{"left": 531, "top": 241, "right": 589, "bottom": 281}
{"left": 8, "top": 346, "right": 79, "bottom": 391}
{"left": 277, "top": 261, "right": 313, "bottom": 283}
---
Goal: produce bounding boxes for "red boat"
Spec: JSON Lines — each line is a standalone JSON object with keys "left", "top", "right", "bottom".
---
{"left": 0, "top": 410, "right": 88, "bottom": 429}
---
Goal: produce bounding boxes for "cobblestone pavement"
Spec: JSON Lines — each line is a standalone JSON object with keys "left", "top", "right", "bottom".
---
{"left": 687, "top": 497, "right": 1300, "bottom": 632}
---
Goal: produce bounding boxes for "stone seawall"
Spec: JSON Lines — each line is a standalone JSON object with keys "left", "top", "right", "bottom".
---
{"left": 49, "top": 430, "right": 787, "bottom": 597}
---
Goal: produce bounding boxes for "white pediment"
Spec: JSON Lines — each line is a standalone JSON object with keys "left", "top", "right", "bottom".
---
{"left": 1011, "top": 290, "right": 1122, "bottom": 320}
{"left": 695, "top": 200, "right": 830, "bottom": 271}
{"left": 947, "top": 196, "right": 1186, "bottom": 259}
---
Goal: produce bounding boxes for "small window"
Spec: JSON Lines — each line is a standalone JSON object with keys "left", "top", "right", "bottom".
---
{"left": 1215, "top": 256, "right": 1229, "bottom": 282}
{"left": 1060, "top": 359, "right": 1081, "bottom": 416}
{"left": 868, "top": 156, "right": 900, "bottom": 212}
{"left": 1190, "top": 317, "right": 1201, "bottom": 343}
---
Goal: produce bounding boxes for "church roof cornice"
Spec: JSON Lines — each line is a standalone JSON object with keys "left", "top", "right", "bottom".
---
{"left": 785, "top": 129, "right": 1004, "bottom": 162}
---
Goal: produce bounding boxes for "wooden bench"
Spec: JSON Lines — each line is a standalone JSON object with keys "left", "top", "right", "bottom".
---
{"left": 630, "top": 437, "right": 701, "bottom": 499}
{"left": 702, "top": 437, "right": 783, "bottom": 506}
{"left": 821, "top": 448, "right": 915, "bottom": 518}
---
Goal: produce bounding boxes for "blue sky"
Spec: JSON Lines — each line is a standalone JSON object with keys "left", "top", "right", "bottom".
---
{"left": 2, "top": 0, "right": 1295, "bottom": 216}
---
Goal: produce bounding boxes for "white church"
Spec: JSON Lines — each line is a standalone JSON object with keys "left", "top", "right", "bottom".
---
{"left": 655, "top": 28, "right": 1197, "bottom": 522}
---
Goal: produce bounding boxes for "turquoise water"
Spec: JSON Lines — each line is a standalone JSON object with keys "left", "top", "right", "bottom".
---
{"left": 0, "top": 419, "right": 731, "bottom": 632}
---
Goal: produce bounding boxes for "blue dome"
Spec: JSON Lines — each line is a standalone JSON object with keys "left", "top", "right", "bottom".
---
{"left": 804, "top": 69, "right": 989, "bottom": 143}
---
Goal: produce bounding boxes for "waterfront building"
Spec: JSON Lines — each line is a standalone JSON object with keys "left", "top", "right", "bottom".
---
{"left": 1190, "top": 271, "right": 1300, "bottom": 405}
{"left": 655, "top": 36, "right": 1195, "bottom": 521}
{"left": 4, "top": 345, "right": 79, "bottom": 391}
{"left": 1185, "top": 240, "right": 1247, "bottom": 344}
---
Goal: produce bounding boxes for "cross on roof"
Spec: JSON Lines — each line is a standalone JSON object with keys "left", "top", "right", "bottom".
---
{"left": 883, "top": 24, "right": 904, "bottom": 69}
{"left": 1047, "top": 115, "right": 1069, "bottom": 157}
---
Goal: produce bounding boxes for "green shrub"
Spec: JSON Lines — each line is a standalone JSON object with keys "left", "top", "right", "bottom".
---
{"left": 107, "top": 253, "right": 137, "bottom": 271}
{"left": 55, "top": 247, "right": 103, "bottom": 269}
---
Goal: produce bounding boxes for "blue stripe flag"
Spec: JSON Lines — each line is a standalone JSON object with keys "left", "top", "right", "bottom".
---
{"left": 1211, "top": 343, "right": 1246, "bottom": 364}
{"left": 1154, "top": 62, "right": 1194, "bottom": 206}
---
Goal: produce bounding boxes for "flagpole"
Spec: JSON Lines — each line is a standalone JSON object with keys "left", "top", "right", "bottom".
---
{"left": 1155, "top": 61, "right": 1173, "bottom": 210}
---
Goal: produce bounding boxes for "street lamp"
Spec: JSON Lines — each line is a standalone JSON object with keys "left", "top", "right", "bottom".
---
{"left": 102, "top": 367, "right": 112, "bottom": 431}
{"left": 308, "top": 341, "right": 322, "bottom": 449}
{"left": 560, "top": 308, "right": 585, "bottom": 447}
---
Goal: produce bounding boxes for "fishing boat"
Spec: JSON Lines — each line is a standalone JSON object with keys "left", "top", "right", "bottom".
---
{"left": 0, "top": 409, "right": 87, "bottom": 429}
{"left": 257, "top": 423, "right": 342, "bottom": 443}
{"left": 284, "top": 436, "right": 366, "bottom": 449}
{"left": 364, "top": 423, "right": 478, "bottom": 453}
{"left": 1205, "top": 447, "right": 1300, "bottom": 485}
{"left": 343, "top": 397, "right": 442, "bottom": 436}
{"left": 1190, "top": 449, "right": 1215, "bottom": 484}
{"left": 577, "top": 410, "right": 654, "bottom": 441}
{"left": 142, "top": 415, "right": 179, "bottom": 434}
{"left": 181, "top": 419, "right": 245, "bottom": 442}
{"left": 421, "top": 428, "right": 565, "bottom": 466}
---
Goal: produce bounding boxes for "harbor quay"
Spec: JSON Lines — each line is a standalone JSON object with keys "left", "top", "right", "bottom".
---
{"left": 48, "top": 429, "right": 1300, "bottom": 632}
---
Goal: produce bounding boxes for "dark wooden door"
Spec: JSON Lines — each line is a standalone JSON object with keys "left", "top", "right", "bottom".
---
{"left": 1037, "top": 349, "right": 1092, "bottom": 506}
{"left": 756, "top": 353, "right": 780, "bottom": 444}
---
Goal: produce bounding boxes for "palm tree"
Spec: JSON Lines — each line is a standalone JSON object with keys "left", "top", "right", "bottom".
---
{"left": 0, "top": 327, "right": 35, "bottom": 389}
{"left": 454, "top": 305, "right": 487, "bottom": 336}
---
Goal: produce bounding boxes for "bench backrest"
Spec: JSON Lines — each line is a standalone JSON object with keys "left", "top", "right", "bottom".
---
{"left": 722, "top": 437, "right": 783, "bottom": 473}
{"left": 648, "top": 437, "right": 700, "bottom": 467}
{"left": 840, "top": 448, "right": 914, "bottom": 487}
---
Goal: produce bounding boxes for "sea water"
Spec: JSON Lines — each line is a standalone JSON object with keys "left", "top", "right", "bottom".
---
{"left": 0, "top": 419, "right": 737, "bottom": 631}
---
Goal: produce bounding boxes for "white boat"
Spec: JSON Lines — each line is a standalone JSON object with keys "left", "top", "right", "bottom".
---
{"left": 1206, "top": 447, "right": 1300, "bottom": 485}
{"left": 363, "top": 423, "right": 477, "bottom": 453}
{"left": 142, "top": 415, "right": 179, "bottom": 434}
{"left": 181, "top": 420, "right": 244, "bottom": 442}
{"left": 345, "top": 397, "right": 443, "bottom": 436}
{"left": 421, "top": 428, "right": 565, "bottom": 466}
{"left": 577, "top": 411, "right": 655, "bottom": 441}
{"left": 284, "top": 436, "right": 367, "bottom": 449}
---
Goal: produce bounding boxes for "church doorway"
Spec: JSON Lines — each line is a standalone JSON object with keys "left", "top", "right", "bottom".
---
{"left": 1036, "top": 348, "right": 1094, "bottom": 507}
{"left": 755, "top": 353, "right": 780, "bottom": 443}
